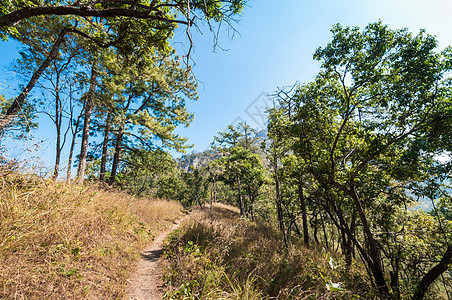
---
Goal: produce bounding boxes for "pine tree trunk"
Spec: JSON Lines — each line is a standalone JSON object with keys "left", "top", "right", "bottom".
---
{"left": 66, "top": 109, "right": 82, "bottom": 182}
{"left": 99, "top": 111, "right": 111, "bottom": 182}
{"left": 53, "top": 70, "right": 62, "bottom": 179}
{"left": 54, "top": 125, "right": 61, "bottom": 178}
{"left": 76, "top": 59, "right": 97, "bottom": 183}
{"left": 66, "top": 131, "right": 76, "bottom": 182}
{"left": 109, "top": 123, "right": 124, "bottom": 185}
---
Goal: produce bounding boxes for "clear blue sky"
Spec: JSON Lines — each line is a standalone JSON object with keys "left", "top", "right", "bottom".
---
{"left": 173, "top": 0, "right": 452, "bottom": 155}
{"left": 1, "top": 0, "right": 452, "bottom": 168}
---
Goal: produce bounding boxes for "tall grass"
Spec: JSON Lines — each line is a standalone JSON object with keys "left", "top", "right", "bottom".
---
{"left": 162, "top": 205, "right": 373, "bottom": 299}
{"left": 0, "top": 169, "right": 183, "bottom": 299}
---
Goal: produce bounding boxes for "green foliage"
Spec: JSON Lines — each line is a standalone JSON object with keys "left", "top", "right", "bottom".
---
{"left": 163, "top": 206, "right": 372, "bottom": 299}
{"left": 0, "top": 94, "right": 37, "bottom": 137}
{"left": 220, "top": 146, "right": 266, "bottom": 215}
{"left": 266, "top": 21, "right": 452, "bottom": 298}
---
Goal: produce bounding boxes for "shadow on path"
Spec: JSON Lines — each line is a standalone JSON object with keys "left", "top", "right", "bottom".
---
{"left": 141, "top": 249, "right": 163, "bottom": 262}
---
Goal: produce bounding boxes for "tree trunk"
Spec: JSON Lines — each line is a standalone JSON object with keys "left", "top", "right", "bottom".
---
{"left": 76, "top": 59, "right": 97, "bottom": 182}
{"left": 0, "top": 28, "right": 69, "bottom": 132}
{"left": 66, "top": 130, "right": 76, "bottom": 182}
{"left": 99, "top": 111, "right": 111, "bottom": 182}
{"left": 349, "top": 185, "right": 390, "bottom": 297}
{"left": 320, "top": 211, "right": 329, "bottom": 250}
{"left": 345, "top": 213, "right": 356, "bottom": 268}
{"left": 213, "top": 179, "right": 217, "bottom": 203}
{"left": 298, "top": 181, "right": 310, "bottom": 248}
{"left": 66, "top": 106, "right": 82, "bottom": 183}
{"left": 413, "top": 245, "right": 452, "bottom": 300}
{"left": 54, "top": 124, "right": 61, "bottom": 178}
{"left": 310, "top": 213, "right": 320, "bottom": 245}
{"left": 52, "top": 67, "right": 62, "bottom": 179}
{"left": 273, "top": 156, "right": 287, "bottom": 247}
{"left": 237, "top": 175, "right": 244, "bottom": 216}
{"left": 109, "top": 122, "right": 124, "bottom": 185}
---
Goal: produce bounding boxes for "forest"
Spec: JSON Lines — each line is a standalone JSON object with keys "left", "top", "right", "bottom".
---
{"left": 1, "top": 0, "right": 452, "bottom": 299}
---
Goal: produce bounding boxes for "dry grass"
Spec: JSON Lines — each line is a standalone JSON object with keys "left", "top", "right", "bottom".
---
{"left": 0, "top": 170, "right": 183, "bottom": 299}
{"left": 162, "top": 204, "right": 373, "bottom": 300}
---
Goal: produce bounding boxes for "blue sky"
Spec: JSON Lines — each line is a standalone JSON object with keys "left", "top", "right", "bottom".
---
{"left": 173, "top": 0, "right": 452, "bottom": 154}
{"left": 1, "top": 0, "right": 452, "bottom": 169}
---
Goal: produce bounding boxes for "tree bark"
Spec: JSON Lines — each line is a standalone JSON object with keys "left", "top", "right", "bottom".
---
{"left": 66, "top": 128, "right": 77, "bottom": 182}
{"left": 272, "top": 146, "right": 287, "bottom": 247}
{"left": 0, "top": 4, "right": 188, "bottom": 29}
{"left": 109, "top": 123, "right": 124, "bottom": 185}
{"left": 0, "top": 28, "right": 69, "bottom": 132}
{"left": 345, "top": 213, "right": 356, "bottom": 268}
{"left": 53, "top": 119, "right": 61, "bottom": 178}
{"left": 413, "top": 245, "right": 452, "bottom": 300}
{"left": 348, "top": 185, "right": 390, "bottom": 297}
{"left": 66, "top": 102, "right": 83, "bottom": 183}
{"left": 320, "top": 211, "right": 329, "bottom": 250}
{"left": 52, "top": 64, "right": 63, "bottom": 179}
{"left": 298, "top": 181, "right": 310, "bottom": 248}
{"left": 76, "top": 58, "right": 97, "bottom": 182}
{"left": 237, "top": 175, "right": 244, "bottom": 216}
{"left": 99, "top": 111, "right": 112, "bottom": 182}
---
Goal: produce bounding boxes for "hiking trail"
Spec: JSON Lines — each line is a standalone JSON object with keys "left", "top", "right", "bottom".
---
{"left": 126, "top": 218, "right": 183, "bottom": 300}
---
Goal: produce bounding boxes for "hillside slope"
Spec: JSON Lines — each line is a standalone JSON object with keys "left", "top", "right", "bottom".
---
{"left": 162, "top": 204, "right": 372, "bottom": 299}
{"left": 0, "top": 171, "right": 183, "bottom": 299}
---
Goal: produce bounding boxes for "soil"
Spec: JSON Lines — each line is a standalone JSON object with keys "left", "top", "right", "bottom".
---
{"left": 126, "top": 219, "right": 183, "bottom": 300}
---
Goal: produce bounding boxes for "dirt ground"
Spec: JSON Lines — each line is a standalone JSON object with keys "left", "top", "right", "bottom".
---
{"left": 126, "top": 219, "right": 183, "bottom": 300}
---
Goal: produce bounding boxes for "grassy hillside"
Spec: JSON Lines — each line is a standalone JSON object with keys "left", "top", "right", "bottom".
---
{"left": 162, "top": 204, "right": 373, "bottom": 299}
{"left": 0, "top": 170, "right": 183, "bottom": 299}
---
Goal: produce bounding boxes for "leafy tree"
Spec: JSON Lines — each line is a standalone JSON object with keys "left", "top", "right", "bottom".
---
{"left": 101, "top": 51, "right": 196, "bottom": 185}
{"left": 212, "top": 123, "right": 266, "bottom": 218}
{"left": 220, "top": 146, "right": 266, "bottom": 218}
{"left": 0, "top": 94, "right": 36, "bottom": 138}
{"left": 121, "top": 147, "right": 177, "bottom": 195}
{"left": 0, "top": 1, "right": 245, "bottom": 134}
{"left": 0, "top": 0, "right": 244, "bottom": 40}
{"left": 286, "top": 22, "right": 452, "bottom": 297}
{"left": 14, "top": 18, "right": 86, "bottom": 178}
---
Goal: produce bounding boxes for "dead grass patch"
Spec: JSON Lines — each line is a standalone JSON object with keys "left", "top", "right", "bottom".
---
{"left": 0, "top": 171, "right": 183, "bottom": 299}
{"left": 162, "top": 203, "right": 372, "bottom": 299}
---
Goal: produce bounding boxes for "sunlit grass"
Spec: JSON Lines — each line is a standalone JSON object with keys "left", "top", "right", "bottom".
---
{"left": 162, "top": 204, "right": 373, "bottom": 299}
{"left": 0, "top": 169, "right": 183, "bottom": 299}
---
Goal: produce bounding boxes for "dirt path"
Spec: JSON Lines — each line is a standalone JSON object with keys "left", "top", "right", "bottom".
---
{"left": 126, "top": 218, "right": 183, "bottom": 300}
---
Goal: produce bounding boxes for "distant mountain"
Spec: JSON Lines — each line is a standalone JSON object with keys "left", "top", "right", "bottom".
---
{"left": 177, "top": 149, "right": 222, "bottom": 171}
{"left": 178, "top": 129, "right": 268, "bottom": 172}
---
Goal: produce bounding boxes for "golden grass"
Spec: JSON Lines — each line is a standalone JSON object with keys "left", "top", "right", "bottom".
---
{"left": 0, "top": 171, "right": 183, "bottom": 299}
{"left": 162, "top": 204, "right": 373, "bottom": 299}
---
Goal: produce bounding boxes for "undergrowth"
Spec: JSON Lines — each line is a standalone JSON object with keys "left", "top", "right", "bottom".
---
{"left": 0, "top": 169, "right": 183, "bottom": 299}
{"left": 162, "top": 204, "right": 373, "bottom": 299}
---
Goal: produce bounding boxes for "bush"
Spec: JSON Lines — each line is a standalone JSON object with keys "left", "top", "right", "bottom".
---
{"left": 162, "top": 204, "right": 372, "bottom": 299}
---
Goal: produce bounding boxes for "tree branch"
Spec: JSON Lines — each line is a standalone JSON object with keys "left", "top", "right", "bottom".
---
{"left": 0, "top": 5, "right": 189, "bottom": 28}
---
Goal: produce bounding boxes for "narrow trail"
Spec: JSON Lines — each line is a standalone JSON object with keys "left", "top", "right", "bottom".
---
{"left": 126, "top": 217, "right": 184, "bottom": 300}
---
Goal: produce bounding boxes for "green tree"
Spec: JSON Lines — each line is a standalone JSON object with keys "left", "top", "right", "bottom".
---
{"left": 220, "top": 146, "right": 266, "bottom": 218}
{"left": 102, "top": 51, "right": 196, "bottom": 185}
{"left": 0, "top": 1, "right": 245, "bottom": 132}
{"left": 287, "top": 22, "right": 452, "bottom": 298}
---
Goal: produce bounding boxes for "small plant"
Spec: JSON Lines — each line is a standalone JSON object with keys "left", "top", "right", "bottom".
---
{"left": 320, "top": 249, "right": 347, "bottom": 293}
{"left": 162, "top": 205, "right": 371, "bottom": 299}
